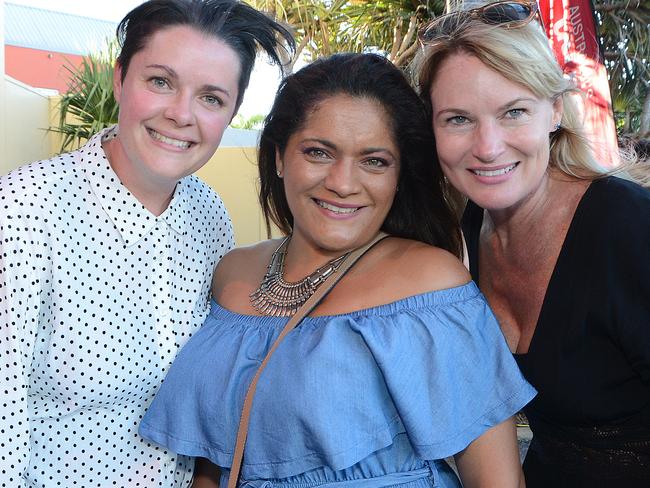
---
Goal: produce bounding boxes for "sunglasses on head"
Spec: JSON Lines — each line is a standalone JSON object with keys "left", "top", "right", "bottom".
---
{"left": 419, "top": 1, "right": 542, "bottom": 43}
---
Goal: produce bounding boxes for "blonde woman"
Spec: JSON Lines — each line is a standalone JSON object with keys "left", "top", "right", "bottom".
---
{"left": 415, "top": 1, "right": 650, "bottom": 486}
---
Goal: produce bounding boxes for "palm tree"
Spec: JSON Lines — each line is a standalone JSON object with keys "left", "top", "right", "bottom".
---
{"left": 250, "top": 0, "right": 648, "bottom": 136}
{"left": 249, "top": 0, "right": 350, "bottom": 71}
{"left": 50, "top": 41, "right": 119, "bottom": 152}
{"left": 595, "top": 0, "right": 650, "bottom": 134}
{"left": 248, "top": 0, "right": 446, "bottom": 68}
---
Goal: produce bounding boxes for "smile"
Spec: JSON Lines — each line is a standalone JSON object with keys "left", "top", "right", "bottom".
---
{"left": 315, "top": 200, "right": 360, "bottom": 214}
{"left": 471, "top": 163, "right": 518, "bottom": 177}
{"left": 147, "top": 129, "right": 193, "bottom": 149}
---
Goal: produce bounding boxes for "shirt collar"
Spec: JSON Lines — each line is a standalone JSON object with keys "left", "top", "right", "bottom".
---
{"left": 82, "top": 126, "right": 190, "bottom": 247}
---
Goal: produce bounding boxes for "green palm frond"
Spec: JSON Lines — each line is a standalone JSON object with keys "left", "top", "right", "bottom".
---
{"left": 49, "top": 40, "right": 119, "bottom": 152}
{"left": 230, "top": 113, "right": 266, "bottom": 130}
{"left": 247, "top": 0, "right": 446, "bottom": 67}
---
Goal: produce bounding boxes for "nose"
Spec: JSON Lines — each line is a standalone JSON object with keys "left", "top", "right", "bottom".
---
{"left": 164, "top": 91, "right": 195, "bottom": 127}
{"left": 323, "top": 159, "right": 360, "bottom": 197}
{"left": 472, "top": 121, "right": 505, "bottom": 163}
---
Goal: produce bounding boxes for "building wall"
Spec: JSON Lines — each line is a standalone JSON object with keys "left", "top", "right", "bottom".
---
{"left": 5, "top": 45, "right": 84, "bottom": 92}
{"left": 197, "top": 147, "right": 274, "bottom": 247}
{"left": 1, "top": 1, "right": 5, "bottom": 167}
{"left": 1, "top": 76, "right": 55, "bottom": 173}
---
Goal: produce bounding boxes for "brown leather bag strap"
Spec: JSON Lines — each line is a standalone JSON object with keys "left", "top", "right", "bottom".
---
{"left": 226, "top": 232, "right": 389, "bottom": 488}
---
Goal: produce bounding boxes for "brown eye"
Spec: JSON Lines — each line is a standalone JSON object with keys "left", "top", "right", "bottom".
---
{"left": 365, "top": 158, "right": 387, "bottom": 168}
{"left": 305, "top": 148, "right": 328, "bottom": 158}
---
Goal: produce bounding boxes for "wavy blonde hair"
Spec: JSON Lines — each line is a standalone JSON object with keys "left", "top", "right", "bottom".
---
{"left": 411, "top": 12, "right": 649, "bottom": 186}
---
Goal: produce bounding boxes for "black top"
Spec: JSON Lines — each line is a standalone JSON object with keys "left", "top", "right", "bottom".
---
{"left": 463, "top": 177, "right": 650, "bottom": 487}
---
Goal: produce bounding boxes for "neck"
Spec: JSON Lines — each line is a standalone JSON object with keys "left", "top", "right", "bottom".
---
{"left": 282, "top": 234, "right": 351, "bottom": 283}
{"left": 103, "top": 137, "right": 176, "bottom": 216}
{"left": 482, "top": 171, "right": 590, "bottom": 250}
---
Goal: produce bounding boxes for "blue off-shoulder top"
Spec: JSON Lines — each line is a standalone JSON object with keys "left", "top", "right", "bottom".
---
{"left": 140, "top": 282, "right": 536, "bottom": 488}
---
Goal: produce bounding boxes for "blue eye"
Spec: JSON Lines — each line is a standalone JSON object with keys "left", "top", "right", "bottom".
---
{"left": 447, "top": 115, "right": 469, "bottom": 125}
{"left": 150, "top": 77, "right": 169, "bottom": 89}
{"left": 505, "top": 108, "right": 525, "bottom": 118}
{"left": 202, "top": 94, "right": 222, "bottom": 107}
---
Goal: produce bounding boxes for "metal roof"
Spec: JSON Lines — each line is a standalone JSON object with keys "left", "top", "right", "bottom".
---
{"left": 5, "top": 3, "right": 117, "bottom": 55}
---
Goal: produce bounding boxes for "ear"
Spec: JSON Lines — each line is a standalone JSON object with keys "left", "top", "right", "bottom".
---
{"left": 275, "top": 146, "right": 284, "bottom": 177}
{"left": 113, "top": 62, "right": 123, "bottom": 104}
{"left": 551, "top": 95, "right": 564, "bottom": 130}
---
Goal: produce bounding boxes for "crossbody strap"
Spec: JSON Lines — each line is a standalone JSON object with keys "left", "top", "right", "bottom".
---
{"left": 226, "top": 232, "right": 389, "bottom": 488}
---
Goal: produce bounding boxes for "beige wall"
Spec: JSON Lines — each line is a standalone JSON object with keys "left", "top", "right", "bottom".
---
{"left": 196, "top": 146, "right": 274, "bottom": 247}
{"left": 1, "top": 77, "right": 57, "bottom": 174}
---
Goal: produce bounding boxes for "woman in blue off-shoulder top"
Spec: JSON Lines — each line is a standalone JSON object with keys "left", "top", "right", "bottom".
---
{"left": 139, "top": 53, "right": 536, "bottom": 488}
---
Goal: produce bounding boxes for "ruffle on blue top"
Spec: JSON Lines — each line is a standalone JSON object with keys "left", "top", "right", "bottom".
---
{"left": 140, "top": 282, "right": 535, "bottom": 480}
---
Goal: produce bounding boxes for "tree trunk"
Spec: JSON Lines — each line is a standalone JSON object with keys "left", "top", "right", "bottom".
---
{"left": 640, "top": 89, "right": 650, "bottom": 136}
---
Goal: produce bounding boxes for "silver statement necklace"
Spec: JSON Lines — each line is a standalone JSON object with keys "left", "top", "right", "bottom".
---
{"left": 249, "top": 235, "right": 350, "bottom": 317}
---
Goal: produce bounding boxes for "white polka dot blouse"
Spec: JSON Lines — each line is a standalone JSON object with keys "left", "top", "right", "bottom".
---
{"left": 0, "top": 127, "right": 234, "bottom": 487}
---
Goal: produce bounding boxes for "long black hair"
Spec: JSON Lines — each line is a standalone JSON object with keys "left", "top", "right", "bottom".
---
{"left": 258, "top": 53, "right": 462, "bottom": 258}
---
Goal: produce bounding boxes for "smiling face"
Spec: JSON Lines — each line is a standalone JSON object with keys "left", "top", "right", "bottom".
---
{"left": 108, "top": 25, "right": 240, "bottom": 204}
{"left": 277, "top": 94, "right": 400, "bottom": 255}
{"left": 429, "top": 52, "right": 562, "bottom": 213}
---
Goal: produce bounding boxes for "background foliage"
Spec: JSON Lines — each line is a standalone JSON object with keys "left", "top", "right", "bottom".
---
{"left": 596, "top": 0, "right": 649, "bottom": 135}
{"left": 51, "top": 1, "right": 648, "bottom": 143}
{"left": 51, "top": 41, "right": 119, "bottom": 152}
{"left": 250, "top": 0, "right": 648, "bottom": 136}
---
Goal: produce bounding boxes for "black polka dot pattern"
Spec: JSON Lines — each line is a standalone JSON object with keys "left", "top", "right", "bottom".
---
{"left": 0, "top": 126, "right": 234, "bottom": 487}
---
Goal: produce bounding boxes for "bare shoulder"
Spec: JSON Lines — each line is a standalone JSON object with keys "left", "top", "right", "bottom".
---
{"left": 211, "top": 236, "right": 471, "bottom": 316}
{"left": 321, "top": 236, "right": 471, "bottom": 314}
{"left": 211, "top": 239, "right": 282, "bottom": 302}
{"left": 380, "top": 237, "right": 471, "bottom": 295}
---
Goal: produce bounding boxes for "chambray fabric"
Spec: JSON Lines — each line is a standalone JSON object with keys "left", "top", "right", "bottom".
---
{"left": 140, "top": 282, "right": 536, "bottom": 487}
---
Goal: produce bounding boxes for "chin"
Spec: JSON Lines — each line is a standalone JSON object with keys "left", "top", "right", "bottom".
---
{"left": 314, "top": 235, "right": 361, "bottom": 253}
{"left": 480, "top": 195, "right": 524, "bottom": 212}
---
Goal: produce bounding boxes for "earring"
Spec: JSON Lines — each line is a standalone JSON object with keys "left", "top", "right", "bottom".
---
{"left": 276, "top": 170, "right": 282, "bottom": 178}
{"left": 554, "top": 123, "right": 561, "bottom": 132}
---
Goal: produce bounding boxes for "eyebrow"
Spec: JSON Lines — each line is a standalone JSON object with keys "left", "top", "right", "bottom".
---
{"left": 146, "top": 64, "right": 232, "bottom": 98}
{"left": 303, "top": 138, "right": 398, "bottom": 160}
{"left": 498, "top": 97, "right": 537, "bottom": 111}
{"left": 435, "top": 96, "right": 538, "bottom": 117}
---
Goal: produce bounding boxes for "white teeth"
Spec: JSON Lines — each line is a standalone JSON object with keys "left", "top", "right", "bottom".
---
{"left": 317, "top": 200, "right": 358, "bottom": 214}
{"left": 148, "top": 129, "right": 191, "bottom": 149}
{"left": 472, "top": 164, "right": 517, "bottom": 177}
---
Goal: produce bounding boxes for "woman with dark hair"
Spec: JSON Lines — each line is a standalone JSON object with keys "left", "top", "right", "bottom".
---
{"left": 0, "top": 1, "right": 293, "bottom": 486}
{"left": 140, "top": 53, "right": 535, "bottom": 488}
{"left": 414, "top": 1, "right": 650, "bottom": 485}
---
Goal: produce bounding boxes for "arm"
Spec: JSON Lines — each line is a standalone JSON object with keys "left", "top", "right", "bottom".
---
{"left": 192, "top": 458, "right": 221, "bottom": 488}
{"left": 454, "top": 417, "right": 524, "bottom": 488}
{"left": 0, "top": 213, "right": 41, "bottom": 488}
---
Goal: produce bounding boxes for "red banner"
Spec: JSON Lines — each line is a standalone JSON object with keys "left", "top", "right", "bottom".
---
{"left": 538, "top": 0, "right": 619, "bottom": 166}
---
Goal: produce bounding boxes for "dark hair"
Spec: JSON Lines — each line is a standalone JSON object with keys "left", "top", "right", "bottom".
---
{"left": 116, "top": 0, "right": 295, "bottom": 109}
{"left": 258, "top": 53, "right": 462, "bottom": 258}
